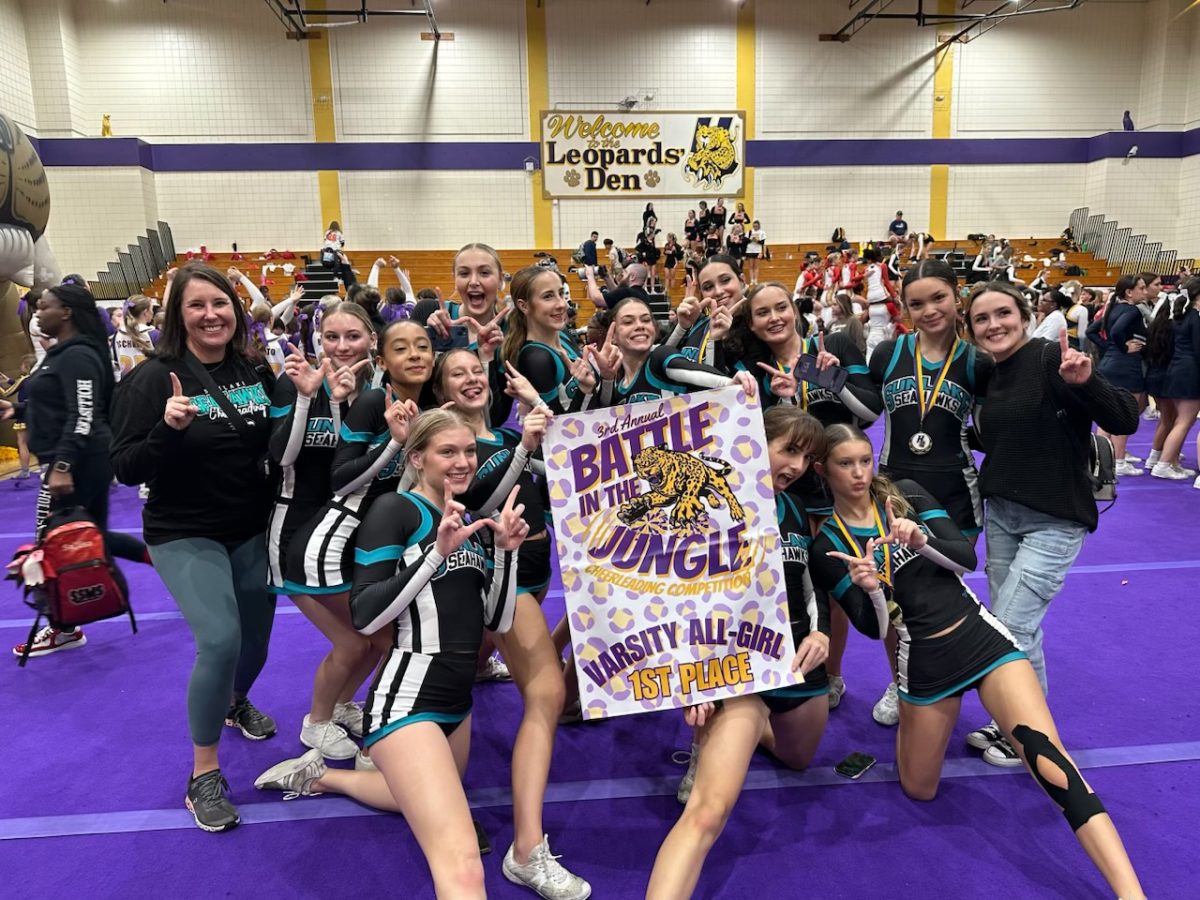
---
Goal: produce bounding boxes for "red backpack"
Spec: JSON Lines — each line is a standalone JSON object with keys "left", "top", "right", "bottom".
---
{"left": 8, "top": 507, "right": 134, "bottom": 666}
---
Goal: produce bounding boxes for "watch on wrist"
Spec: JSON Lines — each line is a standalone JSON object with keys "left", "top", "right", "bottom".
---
{"left": 52, "top": 461, "right": 72, "bottom": 475}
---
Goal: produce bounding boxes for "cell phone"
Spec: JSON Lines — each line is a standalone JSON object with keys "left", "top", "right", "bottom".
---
{"left": 835, "top": 751, "right": 877, "bottom": 780}
{"left": 427, "top": 325, "right": 471, "bottom": 353}
{"left": 796, "top": 353, "right": 849, "bottom": 394}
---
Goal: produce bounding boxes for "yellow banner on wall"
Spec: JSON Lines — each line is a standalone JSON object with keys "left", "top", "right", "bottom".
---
{"left": 539, "top": 110, "right": 746, "bottom": 199}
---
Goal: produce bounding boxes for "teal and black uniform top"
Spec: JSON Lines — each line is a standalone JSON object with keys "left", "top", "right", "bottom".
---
{"left": 808, "top": 481, "right": 980, "bottom": 641}
{"left": 515, "top": 333, "right": 592, "bottom": 414}
{"left": 458, "top": 427, "right": 550, "bottom": 536}
{"left": 868, "top": 335, "right": 992, "bottom": 471}
{"left": 330, "top": 388, "right": 406, "bottom": 503}
{"left": 111, "top": 354, "right": 272, "bottom": 545}
{"left": 599, "top": 346, "right": 730, "bottom": 407}
{"left": 777, "top": 490, "right": 828, "bottom": 642}
{"left": 447, "top": 301, "right": 513, "bottom": 424}
{"left": 268, "top": 375, "right": 344, "bottom": 508}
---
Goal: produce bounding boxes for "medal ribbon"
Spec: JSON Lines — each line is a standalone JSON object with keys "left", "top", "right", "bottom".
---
{"left": 831, "top": 504, "right": 893, "bottom": 587}
{"left": 914, "top": 335, "right": 960, "bottom": 427}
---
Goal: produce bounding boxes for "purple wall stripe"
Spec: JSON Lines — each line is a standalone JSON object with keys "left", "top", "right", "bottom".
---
{"left": 28, "top": 129, "right": 1200, "bottom": 172}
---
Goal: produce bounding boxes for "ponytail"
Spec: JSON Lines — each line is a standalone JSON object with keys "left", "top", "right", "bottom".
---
{"left": 821, "top": 422, "right": 913, "bottom": 518}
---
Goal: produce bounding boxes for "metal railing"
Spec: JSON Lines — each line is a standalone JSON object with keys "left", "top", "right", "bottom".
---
{"left": 1068, "top": 207, "right": 1195, "bottom": 276}
{"left": 93, "top": 221, "right": 175, "bottom": 300}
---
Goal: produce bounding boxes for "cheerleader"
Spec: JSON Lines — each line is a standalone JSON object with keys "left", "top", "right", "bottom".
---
{"left": 501, "top": 266, "right": 596, "bottom": 415}
{"left": 256, "top": 412, "right": 578, "bottom": 900}
{"left": 269, "top": 301, "right": 378, "bottom": 761}
{"left": 433, "top": 350, "right": 592, "bottom": 897}
{"left": 1154, "top": 277, "right": 1200, "bottom": 482}
{"left": 861, "top": 247, "right": 898, "bottom": 357}
{"left": 110, "top": 295, "right": 159, "bottom": 379}
{"left": 648, "top": 408, "right": 830, "bottom": 900}
{"left": 809, "top": 424, "right": 1144, "bottom": 900}
{"left": 664, "top": 254, "right": 745, "bottom": 368}
{"left": 1, "top": 355, "right": 36, "bottom": 484}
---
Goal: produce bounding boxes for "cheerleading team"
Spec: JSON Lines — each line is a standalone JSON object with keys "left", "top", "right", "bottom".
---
{"left": 646, "top": 407, "right": 831, "bottom": 900}
{"left": 808, "top": 421, "right": 1144, "bottom": 899}
{"left": 267, "top": 301, "right": 379, "bottom": 762}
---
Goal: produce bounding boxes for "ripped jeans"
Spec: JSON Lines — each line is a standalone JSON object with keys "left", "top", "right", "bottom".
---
{"left": 985, "top": 497, "right": 1088, "bottom": 695}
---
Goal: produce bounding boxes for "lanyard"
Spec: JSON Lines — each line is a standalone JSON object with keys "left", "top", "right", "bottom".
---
{"left": 914, "top": 336, "right": 959, "bottom": 425}
{"left": 776, "top": 336, "right": 809, "bottom": 410}
{"left": 831, "top": 505, "right": 892, "bottom": 587}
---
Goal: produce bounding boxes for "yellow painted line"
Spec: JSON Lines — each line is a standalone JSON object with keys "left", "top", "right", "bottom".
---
{"left": 736, "top": 0, "right": 755, "bottom": 209}
{"left": 526, "top": 0, "right": 553, "bottom": 248}
{"left": 929, "top": 0, "right": 955, "bottom": 240}
{"left": 307, "top": 0, "right": 342, "bottom": 228}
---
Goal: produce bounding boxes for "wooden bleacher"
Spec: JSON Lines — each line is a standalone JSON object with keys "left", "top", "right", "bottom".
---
{"left": 141, "top": 239, "right": 1121, "bottom": 324}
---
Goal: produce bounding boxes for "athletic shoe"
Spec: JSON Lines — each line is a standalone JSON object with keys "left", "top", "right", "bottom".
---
{"left": 872, "top": 682, "right": 900, "bottom": 726}
{"left": 827, "top": 675, "right": 846, "bottom": 710}
{"left": 186, "top": 769, "right": 240, "bottom": 832}
{"left": 476, "top": 655, "right": 513, "bottom": 682}
{"left": 225, "top": 698, "right": 277, "bottom": 741}
{"left": 254, "top": 748, "right": 326, "bottom": 799}
{"left": 12, "top": 626, "right": 86, "bottom": 658}
{"left": 966, "top": 722, "right": 1003, "bottom": 750}
{"left": 138, "top": 484, "right": 150, "bottom": 500}
{"left": 1115, "top": 460, "right": 1144, "bottom": 477}
{"left": 354, "top": 749, "right": 376, "bottom": 771}
{"left": 502, "top": 835, "right": 592, "bottom": 900}
{"left": 673, "top": 742, "right": 699, "bottom": 805}
{"left": 1123, "top": 452, "right": 1144, "bottom": 465}
{"left": 300, "top": 714, "right": 358, "bottom": 760}
{"left": 1143, "top": 407, "right": 1160, "bottom": 420}
{"left": 982, "top": 737, "right": 1024, "bottom": 768}
{"left": 1194, "top": 474, "right": 1200, "bottom": 490}
{"left": 1173, "top": 463, "right": 1198, "bottom": 478}
{"left": 1145, "top": 450, "right": 1161, "bottom": 470}
{"left": 332, "top": 701, "right": 365, "bottom": 738}
{"left": 1150, "top": 462, "right": 1190, "bottom": 481}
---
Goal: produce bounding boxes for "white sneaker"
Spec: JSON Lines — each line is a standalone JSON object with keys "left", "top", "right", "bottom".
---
{"left": 354, "top": 749, "right": 376, "bottom": 771}
{"left": 1123, "top": 453, "right": 1144, "bottom": 465}
{"left": 1115, "top": 460, "right": 1144, "bottom": 477}
{"left": 1143, "top": 407, "right": 1160, "bottom": 420}
{"left": 673, "top": 742, "right": 699, "bottom": 805}
{"left": 982, "top": 737, "right": 1024, "bottom": 768}
{"left": 1150, "top": 462, "right": 1190, "bottom": 481}
{"left": 254, "top": 748, "right": 326, "bottom": 798}
{"left": 502, "top": 835, "right": 592, "bottom": 900}
{"left": 300, "top": 715, "right": 358, "bottom": 760}
{"left": 1144, "top": 451, "right": 1161, "bottom": 470}
{"left": 872, "top": 682, "right": 900, "bottom": 726}
{"left": 1194, "top": 474, "right": 1200, "bottom": 490}
{"left": 332, "top": 701, "right": 364, "bottom": 738}
{"left": 476, "top": 655, "right": 513, "bottom": 682}
{"left": 966, "top": 722, "right": 1003, "bottom": 750}
{"left": 827, "top": 675, "right": 846, "bottom": 710}
{"left": 138, "top": 484, "right": 150, "bottom": 500}
{"left": 1173, "top": 463, "right": 1197, "bottom": 478}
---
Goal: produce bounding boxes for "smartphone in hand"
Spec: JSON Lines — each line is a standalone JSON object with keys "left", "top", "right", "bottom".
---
{"left": 427, "top": 325, "right": 471, "bottom": 353}
{"left": 796, "top": 353, "right": 849, "bottom": 394}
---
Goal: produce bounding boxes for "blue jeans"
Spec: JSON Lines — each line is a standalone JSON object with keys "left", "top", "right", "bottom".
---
{"left": 985, "top": 497, "right": 1087, "bottom": 695}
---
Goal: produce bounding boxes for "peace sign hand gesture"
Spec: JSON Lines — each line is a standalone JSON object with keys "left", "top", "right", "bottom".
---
{"left": 384, "top": 387, "right": 419, "bottom": 445}
{"left": 435, "top": 499, "right": 494, "bottom": 558}
{"left": 878, "top": 497, "right": 926, "bottom": 550}
{"left": 492, "top": 486, "right": 531, "bottom": 552}
{"left": 520, "top": 404, "right": 552, "bottom": 452}
{"left": 330, "top": 358, "right": 371, "bottom": 403}
{"left": 675, "top": 277, "right": 701, "bottom": 330}
{"left": 589, "top": 324, "right": 622, "bottom": 381}
{"left": 164, "top": 372, "right": 199, "bottom": 431}
{"left": 475, "top": 308, "right": 510, "bottom": 361}
{"left": 503, "top": 360, "right": 541, "bottom": 409}
{"left": 569, "top": 352, "right": 597, "bottom": 394}
{"left": 756, "top": 353, "right": 801, "bottom": 400}
{"left": 1058, "top": 328, "right": 1093, "bottom": 386}
{"left": 708, "top": 297, "right": 744, "bottom": 342}
{"left": 284, "top": 347, "right": 327, "bottom": 398}
{"left": 814, "top": 332, "right": 841, "bottom": 371}
{"left": 826, "top": 538, "right": 883, "bottom": 592}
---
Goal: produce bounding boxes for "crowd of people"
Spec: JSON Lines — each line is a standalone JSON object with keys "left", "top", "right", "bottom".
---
{"left": 7, "top": 211, "right": 1193, "bottom": 899}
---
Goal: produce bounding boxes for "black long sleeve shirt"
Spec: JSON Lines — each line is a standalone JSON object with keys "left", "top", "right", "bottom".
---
{"left": 976, "top": 338, "right": 1138, "bottom": 531}
{"left": 22, "top": 337, "right": 114, "bottom": 466}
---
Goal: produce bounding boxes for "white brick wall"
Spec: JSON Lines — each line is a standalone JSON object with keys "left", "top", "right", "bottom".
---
{"left": 947, "top": 164, "right": 1086, "bottom": 240}
{"left": 757, "top": 0, "right": 932, "bottom": 138}
{"left": 0, "top": 0, "right": 35, "bottom": 131}
{"left": 154, "top": 171, "right": 322, "bottom": 254}
{"left": 42, "top": 166, "right": 155, "bottom": 277}
{"left": 754, "top": 167, "right": 931, "bottom": 245}
{"left": 1177, "top": 155, "right": 1200, "bottom": 259}
{"left": 333, "top": 0, "right": 527, "bottom": 141}
{"left": 545, "top": 0, "right": 736, "bottom": 112}
{"left": 340, "top": 171, "right": 533, "bottom": 250}
{"left": 953, "top": 0, "right": 1146, "bottom": 137}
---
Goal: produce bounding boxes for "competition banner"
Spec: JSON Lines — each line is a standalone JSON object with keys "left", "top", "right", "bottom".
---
{"left": 543, "top": 387, "right": 799, "bottom": 720}
{"left": 539, "top": 110, "right": 745, "bottom": 198}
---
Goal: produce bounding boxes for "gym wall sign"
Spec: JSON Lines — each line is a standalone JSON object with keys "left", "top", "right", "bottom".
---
{"left": 539, "top": 111, "right": 745, "bottom": 199}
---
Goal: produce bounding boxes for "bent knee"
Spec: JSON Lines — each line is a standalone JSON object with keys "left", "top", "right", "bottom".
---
{"left": 900, "top": 776, "right": 939, "bottom": 802}
{"left": 682, "top": 796, "right": 735, "bottom": 840}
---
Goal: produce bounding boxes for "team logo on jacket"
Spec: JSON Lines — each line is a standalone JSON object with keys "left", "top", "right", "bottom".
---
{"left": 684, "top": 117, "right": 740, "bottom": 189}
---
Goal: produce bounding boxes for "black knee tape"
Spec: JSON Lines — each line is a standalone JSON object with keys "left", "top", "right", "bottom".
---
{"left": 1012, "top": 725, "right": 1106, "bottom": 832}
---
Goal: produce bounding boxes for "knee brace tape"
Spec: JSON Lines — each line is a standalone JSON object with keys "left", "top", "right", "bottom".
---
{"left": 1012, "top": 724, "right": 1105, "bottom": 832}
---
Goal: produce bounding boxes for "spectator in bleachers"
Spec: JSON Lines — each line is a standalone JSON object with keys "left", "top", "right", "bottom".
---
{"left": 886, "top": 211, "right": 910, "bottom": 249}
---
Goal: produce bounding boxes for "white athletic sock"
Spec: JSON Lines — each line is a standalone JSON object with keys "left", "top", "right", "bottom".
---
{"left": 1147, "top": 449, "right": 1161, "bottom": 467}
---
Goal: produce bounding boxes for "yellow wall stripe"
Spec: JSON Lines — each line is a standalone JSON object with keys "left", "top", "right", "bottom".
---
{"left": 929, "top": 0, "right": 955, "bottom": 240}
{"left": 735, "top": 0, "right": 756, "bottom": 213}
{"left": 526, "top": 0, "right": 553, "bottom": 248}
{"left": 307, "top": 1, "right": 342, "bottom": 229}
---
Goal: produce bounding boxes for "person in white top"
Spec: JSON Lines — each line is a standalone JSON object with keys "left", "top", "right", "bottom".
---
{"left": 744, "top": 220, "right": 766, "bottom": 285}
{"left": 861, "top": 247, "right": 897, "bottom": 357}
{"left": 1032, "top": 289, "right": 1071, "bottom": 342}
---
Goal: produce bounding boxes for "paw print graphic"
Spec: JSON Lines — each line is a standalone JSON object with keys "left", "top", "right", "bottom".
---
{"left": 644, "top": 170, "right": 661, "bottom": 187}
{"left": 564, "top": 169, "right": 581, "bottom": 187}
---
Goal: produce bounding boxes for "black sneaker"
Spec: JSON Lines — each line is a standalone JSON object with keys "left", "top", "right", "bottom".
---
{"left": 225, "top": 697, "right": 277, "bottom": 740}
{"left": 186, "top": 769, "right": 240, "bottom": 833}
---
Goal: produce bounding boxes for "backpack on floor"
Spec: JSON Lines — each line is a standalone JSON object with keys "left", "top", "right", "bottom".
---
{"left": 7, "top": 507, "right": 135, "bottom": 667}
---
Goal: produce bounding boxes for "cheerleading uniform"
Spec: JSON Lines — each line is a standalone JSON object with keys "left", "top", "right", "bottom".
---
{"left": 598, "top": 346, "right": 731, "bottom": 407}
{"left": 283, "top": 388, "right": 406, "bottom": 593}
{"left": 515, "top": 334, "right": 595, "bottom": 415}
{"left": 869, "top": 336, "right": 992, "bottom": 536}
{"left": 809, "top": 481, "right": 1023, "bottom": 705}
{"left": 351, "top": 491, "right": 517, "bottom": 743}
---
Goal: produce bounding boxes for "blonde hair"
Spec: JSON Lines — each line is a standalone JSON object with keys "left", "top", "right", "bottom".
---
{"left": 821, "top": 423, "right": 912, "bottom": 518}
{"left": 120, "top": 294, "right": 155, "bottom": 354}
{"left": 431, "top": 347, "right": 485, "bottom": 406}
{"left": 400, "top": 409, "right": 474, "bottom": 490}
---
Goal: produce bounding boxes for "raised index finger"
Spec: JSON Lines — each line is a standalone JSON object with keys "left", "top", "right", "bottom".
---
{"left": 170, "top": 372, "right": 183, "bottom": 397}
{"left": 818, "top": 331, "right": 826, "bottom": 355}
{"left": 603, "top": 323, "right": 615, "bottom": 350}
{"left": 503, "top": 485, "right": 520, "bottom": 513}
{"left": 1059, "top": 327, "right": 1069, "bottom": 356}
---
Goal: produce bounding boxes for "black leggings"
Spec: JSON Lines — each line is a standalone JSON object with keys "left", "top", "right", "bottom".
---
{"left": 37, "top": 451, "right": 147, "bottom": 563}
